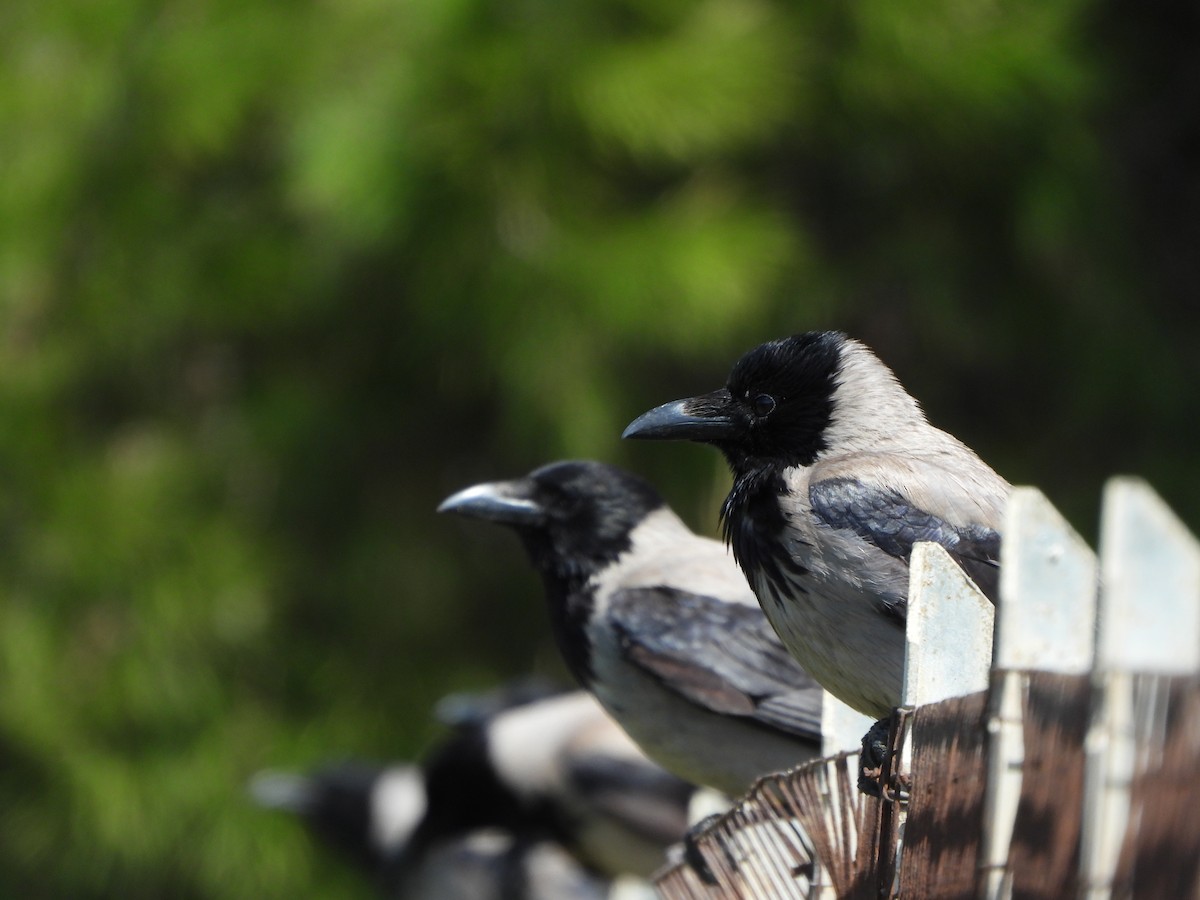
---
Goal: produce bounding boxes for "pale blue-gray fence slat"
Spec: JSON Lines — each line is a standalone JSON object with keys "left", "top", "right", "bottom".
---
{"left": 1080, "top": 478, "right": 1200, "bottom": 898}
{"left": 902, "top": 541, "right": 996, "bottom": 710}
{"left": 981, "top": 486, "right": 1099, "bottom": 900}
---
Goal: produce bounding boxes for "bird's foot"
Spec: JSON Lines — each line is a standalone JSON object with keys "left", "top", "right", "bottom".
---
{"left": 858, "top": 717, "right": 891, "bottom": 796}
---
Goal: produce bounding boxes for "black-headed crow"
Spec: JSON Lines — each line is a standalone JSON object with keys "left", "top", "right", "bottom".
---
{"left": 439, "top": 461, "right": 824, "bottom": 795}
{"left": 623, "top": 332, "right": 1009, "bottom": 719}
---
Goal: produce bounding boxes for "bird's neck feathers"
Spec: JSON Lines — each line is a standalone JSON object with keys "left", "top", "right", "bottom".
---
{"left": 520, "top": 500, "right": 686, "bottom": 608}
{"left": 601, "top": 506, "right": 695, "bottom": 560}
{"left": 521, "top": 529, "right": 613, "bottom": 632}
{"left": 819, "top": 341, "right": 930, "bottom": 456}
{"left": 534, "top": 563, "right": 597, "bottom": 686}
{"left": 582, "top": 507, "right": 713, "bottom": 604}
{"left": 719, "top": 467, "right": 798, "bottom": 583}
{"left": 519, "top": 530, "right": 616, "bottom": 689}
{"left": 525, "top": 505, "right": 685, "bottom": 687}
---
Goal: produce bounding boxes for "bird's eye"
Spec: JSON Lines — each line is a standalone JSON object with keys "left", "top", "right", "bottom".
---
{"left": 751, "top": 393, "right": 776, "bottom": 417}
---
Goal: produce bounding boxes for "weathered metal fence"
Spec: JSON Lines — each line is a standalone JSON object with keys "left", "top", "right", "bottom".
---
{"left": 654, "top": 477, "right": 1200, "bottom": 899}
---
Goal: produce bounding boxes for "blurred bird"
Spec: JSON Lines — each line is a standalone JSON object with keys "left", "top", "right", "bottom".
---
{"left": 623, "top": 331, "right": 1009, "bottom": 719}
{"left": 249, "top": 761, "right": 431, "bottom": 883}
{"left": 439, "top": 461, "right": 824, "bottom": 795}
{"left": 249, "top": 689, "right": 694, "bottom": 895}
{"left": 250, "top": 766, "right": 623, "bottom": 899}
{"left": 418, "top": 689, "right": 694, "bottom": 878}
{"left": 249, "top": 763, "right": 613, "bottom": 899}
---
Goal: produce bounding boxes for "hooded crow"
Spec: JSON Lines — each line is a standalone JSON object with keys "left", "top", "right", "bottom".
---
{"left": 418, "top": 689, "right": 694, "bottom": 878}
{"left": 439, "top": 461, "right": 824, "bottom": 796}
{"left": 251, "top": 758, "right": 613, "bottom": 900}
{"left": 623, "top": 332, "right": 1010, "bottom": 718}
{"left": 249, "top": 689, "right": 694, "bottom": 890}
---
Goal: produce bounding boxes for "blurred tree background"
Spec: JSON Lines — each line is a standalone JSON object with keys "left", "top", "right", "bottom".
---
{"left": 1, "top": 0, "right": 1196, "bottom": 895}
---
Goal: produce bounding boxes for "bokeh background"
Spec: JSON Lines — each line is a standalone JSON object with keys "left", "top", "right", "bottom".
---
{"left": 2, "top": 0, "right": 1197, "bottom": 896}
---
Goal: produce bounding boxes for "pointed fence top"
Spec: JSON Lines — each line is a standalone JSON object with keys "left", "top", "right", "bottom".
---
{"left": 994, "top": 486, "right": 1098, "bottom": 673}
{"left": 1096, "top": 477, "right": 1200, "bottom": 674}
{"left": 902, "top": 542, "right": 995, "bottom": 709}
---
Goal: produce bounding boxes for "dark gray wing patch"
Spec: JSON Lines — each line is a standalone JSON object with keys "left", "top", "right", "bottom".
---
{"left": 606, "top": 586, "right": 823, "bottom": 743}
{"left": 809, "top": 476, "right": 1002, "bottom": 602}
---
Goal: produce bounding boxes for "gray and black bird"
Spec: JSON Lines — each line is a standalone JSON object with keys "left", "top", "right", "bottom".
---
{"left": 251, "top": 756, "right": 612, "bottom": 900}
{"left": 249, "top": 689, "right": 692, "bottom": 894}
{"left": 623, "top": 331, "right": 1010, "bottom": 719}
{"left": 439, "top": 461, "right": 824, "bottom": 796}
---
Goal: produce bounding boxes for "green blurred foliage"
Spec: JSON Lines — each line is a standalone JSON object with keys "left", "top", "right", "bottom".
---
{"left": 0, "top": 0, "right": 1195, "bottom": 895}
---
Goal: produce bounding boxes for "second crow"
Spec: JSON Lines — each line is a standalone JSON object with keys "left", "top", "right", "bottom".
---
{"left": 439, "top": 461, "right": 824, "bottom": 795}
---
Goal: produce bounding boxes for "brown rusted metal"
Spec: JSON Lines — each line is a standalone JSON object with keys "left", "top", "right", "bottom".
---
{"left": 1004, "top": 671, "right": 1091, "bottom": 898}
{"left": 897, "top": 693, "right": 988, "bottom": 898}
{"left": 654, "top": 753, "right": 868, "bottom": 899}
{"left": 653, "top": 775, "right": 811, "bottom": 898}
{"left": 1115, "top": 673, "right": 1200, "bottom": 898}
{"left": 847, "top": 790, "right": 886, "bottom": 900}
{"left": 770, "top": 753, "right": 865, "bottom": 895}
{"left": 654, "top": 860, "right": 719, "bottom": 900}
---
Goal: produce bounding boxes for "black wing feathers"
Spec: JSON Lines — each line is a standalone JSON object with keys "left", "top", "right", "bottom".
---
{"left": 809, "top": 476, "right": 1001, "bottom": 601}
{"left": 606, "top": 587, "right": 823, "bottom": 742}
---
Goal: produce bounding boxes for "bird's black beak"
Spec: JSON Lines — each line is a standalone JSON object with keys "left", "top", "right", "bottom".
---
{"left": 438, "top": 480, "right": 546, "bottom": 526}
{"left": 622, "top": 389, "right": 741, "bottom": 442}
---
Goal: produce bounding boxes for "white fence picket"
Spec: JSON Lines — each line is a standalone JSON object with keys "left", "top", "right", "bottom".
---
{"left": 981, "top": 487, "right": 1100, "bottom": 900}
{"left": 1079, "top": 477, "right": 1200, "bottom": 898}
{"left": 994, "top": 486, "right": 1099, "bottom": 673}
{"left": 902, "top": 541, "right": 995, "bottom": 709}
{"left": 896, "top": 537, "right": 995, "bottom": 883}
{"left": 1094, "top": 476, "right": 1200, "bottom": 673}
